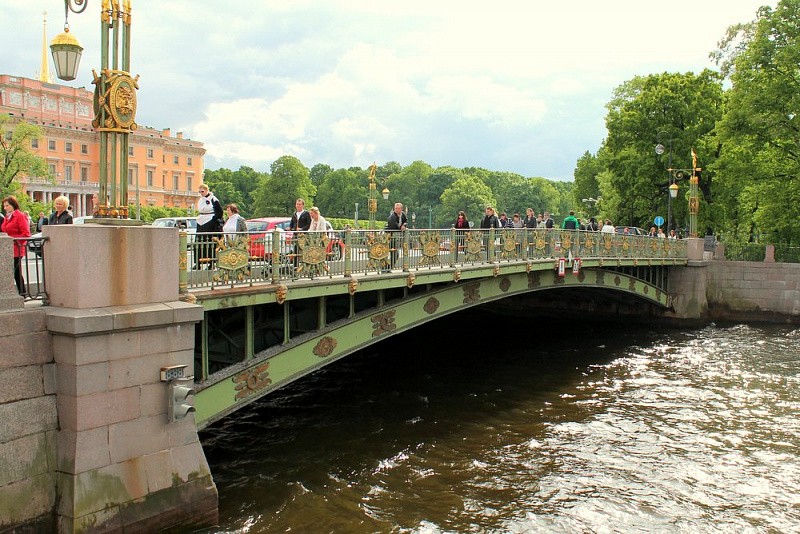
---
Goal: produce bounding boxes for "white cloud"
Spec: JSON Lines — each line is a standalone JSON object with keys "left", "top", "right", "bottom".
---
{"left": 3, "top": 0, "right": 774, "bottom": 179}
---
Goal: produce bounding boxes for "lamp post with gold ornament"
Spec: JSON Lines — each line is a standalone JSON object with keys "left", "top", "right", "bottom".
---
{"left": 50, "top": 0, "right": 139, "bottom": 221}
{"left": 367, "top": 162, "right": 390, "bottom": 230}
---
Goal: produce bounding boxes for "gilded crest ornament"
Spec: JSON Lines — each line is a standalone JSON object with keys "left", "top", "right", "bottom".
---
{"left": 602, "top": 234, "right": 614, "bottom": 253}
{"left": 464, "top": 232, "right": 483, "bottom": 261}
{"left": 407, "top": 273, "right": 416, "bottom": 288}
{"left": 93, "top": 69, "right": 139, "bottom": 132}
{"left": 493, "top": 265, "right": 500, "bottom": 277}
{"left": 526, "top": 261, "right": 532, "bottom": 273}
{"left": 535, "top": 231, "right": 547, "bottom": 251}
{"left": 233, "top": 362, "right": 271, "bottom": 401}
{"left": 295, "top": 232, "right": 330, "bottom": 277}
{"left": 213, "top": 236, "right": 251, "bottom": 283}
{"left": 366, "top": 232, "right": 392, "bottom": 271}
{"left": 500, "top": 230, "right": 519, "bottom": 260}
{"left": 348, "top": 278, "right": 359, "bottom": 295}
{"left": 453, "top": 269, "right": 461, "bottom": 282}
{"left": 313, "top": 336, "right": 338, "bottom": 358}
{"left": 418, "top": 231, "right": 442, "bottom": 266}
{"left": 528, "top": 271, "right": 540, "bottom": 288}
{"left": 561, "top": 233, "right": 572, "bottom": 251}
{"left": 371, "top": 310, "right": 397, "bottom": 337}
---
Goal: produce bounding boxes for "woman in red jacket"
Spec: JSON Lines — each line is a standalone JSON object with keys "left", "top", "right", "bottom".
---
{"left": 1, "top": 196, "right": 31, "bottom": 294}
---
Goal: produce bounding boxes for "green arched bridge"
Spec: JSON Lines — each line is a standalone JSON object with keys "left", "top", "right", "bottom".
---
{"left": 182, "top": 227, "right": 688, "bottom": 428}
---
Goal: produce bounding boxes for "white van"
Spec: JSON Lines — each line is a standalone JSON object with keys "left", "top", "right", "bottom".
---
{"left": 151, "top": 217, "right": 198, "bottom": 233}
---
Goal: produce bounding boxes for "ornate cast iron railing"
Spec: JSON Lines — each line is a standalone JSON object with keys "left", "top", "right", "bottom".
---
{"left": 180, "top": 228, "right": 688, "bottom": 292}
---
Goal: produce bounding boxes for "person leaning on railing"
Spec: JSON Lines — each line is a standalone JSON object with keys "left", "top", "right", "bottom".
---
{"left": 196, "top": 184, "right": 223, "bottom": 269}
{"left": 222, "top": 203, "right": 247, "bottom": 243}
{"left": 2, "top": 196, "right": 31, "bottom": 295}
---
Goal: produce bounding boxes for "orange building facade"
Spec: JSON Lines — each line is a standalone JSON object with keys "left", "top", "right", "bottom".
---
{"left": 0, "top": 74, "right": 205, "bottom": 217}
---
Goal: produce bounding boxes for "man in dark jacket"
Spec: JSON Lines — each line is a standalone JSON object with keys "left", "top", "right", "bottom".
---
{"left": 480, "top": 207, "right": 500, "bottom": 260}
{"left": 289, "top": 198, "right": 311, "bottom": 268}
{"left": 386, "top": 202, "right": 408, "bottom": 268}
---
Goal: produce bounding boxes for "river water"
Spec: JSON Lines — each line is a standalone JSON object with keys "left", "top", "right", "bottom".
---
{"left": 199, "top": 316, "right": 800, "bottom": 533}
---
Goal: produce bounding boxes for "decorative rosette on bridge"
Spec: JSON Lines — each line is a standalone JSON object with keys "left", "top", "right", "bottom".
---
{"left": 213, "top": 236, "right": 251, "bottom": 283}
{"left": 295, "top": 232, "right": 330, "bottom": 277}
{"left": 418, "top": 231, "right": 442, "bottom": 266}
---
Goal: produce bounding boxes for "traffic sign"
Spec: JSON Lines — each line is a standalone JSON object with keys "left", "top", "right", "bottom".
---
{"left": 654, "top": 216, "right": 665, "bottom": 227}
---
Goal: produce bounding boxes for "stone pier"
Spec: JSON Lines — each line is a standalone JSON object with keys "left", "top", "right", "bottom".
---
{"left": 0, "top": 226, "right": 218, "bottom": 533}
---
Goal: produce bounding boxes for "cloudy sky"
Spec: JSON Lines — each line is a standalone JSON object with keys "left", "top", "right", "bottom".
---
{"left": 4, "top": 1, "right": 773, "bottom": 180}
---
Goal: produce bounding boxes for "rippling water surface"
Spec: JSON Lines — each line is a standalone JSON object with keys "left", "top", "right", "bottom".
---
{"left": 200, "top": 318, "right": 800, "bottom": 533}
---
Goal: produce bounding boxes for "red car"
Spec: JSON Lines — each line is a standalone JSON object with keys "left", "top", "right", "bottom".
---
{"left": 246, "top": 217, "right": 291, "bottom": 258}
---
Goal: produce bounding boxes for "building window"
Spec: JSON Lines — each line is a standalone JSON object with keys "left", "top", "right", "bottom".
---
{"left": 187, "top": 157, "right": 193, "bottom": 166}
{"left": 173, "top": 174, "right": 179, "bottom": 191}
{"left": 173, "top": 155, "right": 179, "bottom": 165}
{"left": 49, "top": 163, "right": 56, "bottom": 176}
{"left": 147, "top": 170, "right": 153, "bottom": 187}
{"left": 147, "top": 148, "right": 154, "bottom": 159}
{"left": 31, "top": 138, "right": 39, "bottom": 149}
{"left": 128, "top": 168, "right": 134, "bottom": 185}
{"left": 65, "top": 142, "right": 73, "bottom": 153}
{"left": 81, "top": 167, "right": 88, "bottom": 182}
{"left": 128, "top": 146, "right": 134, "bottom": 156}
{"left": 81, "top": 144, "right": 88, "bottom": 154}
{"left": 65, "top": 165, "right": 73, "bottom": 182}
{"left": 186, "top": 176, "right": 193, "bottom": 191}
{"left": 48, "top": 139, "right": 56, "bottom": 151}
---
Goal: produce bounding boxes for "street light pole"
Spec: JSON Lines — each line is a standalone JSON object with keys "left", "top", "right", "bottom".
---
{"left": 366, "top": 162, "right": 389, "bottom": 230}
{"left": 51, "top": 0, "right": 138, "bottom": 220}
{"left": 655, "top": 132, "right": 676, "bottom": 232}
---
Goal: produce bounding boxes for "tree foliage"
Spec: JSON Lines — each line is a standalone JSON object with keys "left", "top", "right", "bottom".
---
{"left": 600, "top": 70, "right": 724, "bottom": 230}
{"left": 0, "top": 116, "right": 50, "bottom": 199}
{"left": 713, "top": 0, "right": 800, "bottom": 244}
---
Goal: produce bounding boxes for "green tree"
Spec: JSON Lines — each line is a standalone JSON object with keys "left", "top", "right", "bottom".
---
{"left": 439, "top": 175, "right": 495, "bottom": 227}
{"left": 602, "top": 71, "right": 724, "bottom": 229}
{"left": 0, "top": 116, "right": 50, "bottom": 199}
{"left": 572, "top": 151, "right": 604, "bottom": 216}
{"left": 251, "top": 156, "right": 316, "bottom": 217}
{"left": 309, "top": 163, "right": 333, "bottom": 187}
{"left": 385, "top": 160, "right": 433, "bottom": 217}
{"left": 315, "top": 168, "right": 365, "bottom": 219}
{"left": 713, "top": 0, "right": 800, "bottom": 244}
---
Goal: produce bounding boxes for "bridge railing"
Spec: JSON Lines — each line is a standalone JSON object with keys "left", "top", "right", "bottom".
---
{"left": 9, "top": 236, "right": 48, "bottom": 303}
{"left": 181, "top": 228, "right": 688, "bottom": 291}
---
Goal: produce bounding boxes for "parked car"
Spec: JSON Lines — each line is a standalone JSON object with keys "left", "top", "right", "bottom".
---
{"left": 615, "top": 226, "right": 646, "bottom": 236}
{"left": 246, "top": 217, "right": 292, "bottom": 258}
{"left": 152, "top": 217, "right": 198, "bottom": 233}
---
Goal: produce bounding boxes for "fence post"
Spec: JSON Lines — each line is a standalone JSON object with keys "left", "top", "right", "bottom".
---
{"left": 344, "top": 228, "right": 353, "bottom": 276}
{"left": 178, "top": 230, "right": 188, "bottom": 295}
{"left": 765, "top": 244, "right": 775, "bottom": 263}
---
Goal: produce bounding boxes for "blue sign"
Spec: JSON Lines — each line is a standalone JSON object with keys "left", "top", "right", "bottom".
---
{"left": 654, "top": 216, "right": 665, "bottom": 227}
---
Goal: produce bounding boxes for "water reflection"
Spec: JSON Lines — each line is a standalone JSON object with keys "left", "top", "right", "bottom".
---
{"left": 201, "top": 320, "right": 800, "bottom": 533}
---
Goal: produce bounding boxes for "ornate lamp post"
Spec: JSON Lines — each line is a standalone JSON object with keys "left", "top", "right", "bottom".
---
{"left": 367, "top": 162, "right": 389, "bottom": 230}
{"left": 656, "top": 132, "right": 684, "bottom": 233}
{"left": 51, "top": 0, "right": 139, "bottom": 220}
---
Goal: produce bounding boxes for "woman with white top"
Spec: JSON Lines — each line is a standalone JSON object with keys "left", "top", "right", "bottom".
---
{"left": 222, "top": 204, "right": 247, "bottom": 246}
{"left": 308, "top": 207, "right": 328, "bottom": 233}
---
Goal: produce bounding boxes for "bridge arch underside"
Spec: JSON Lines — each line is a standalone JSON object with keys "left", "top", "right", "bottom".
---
{"left": 194, "top": 268, "right": 671, "bottom": 428}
